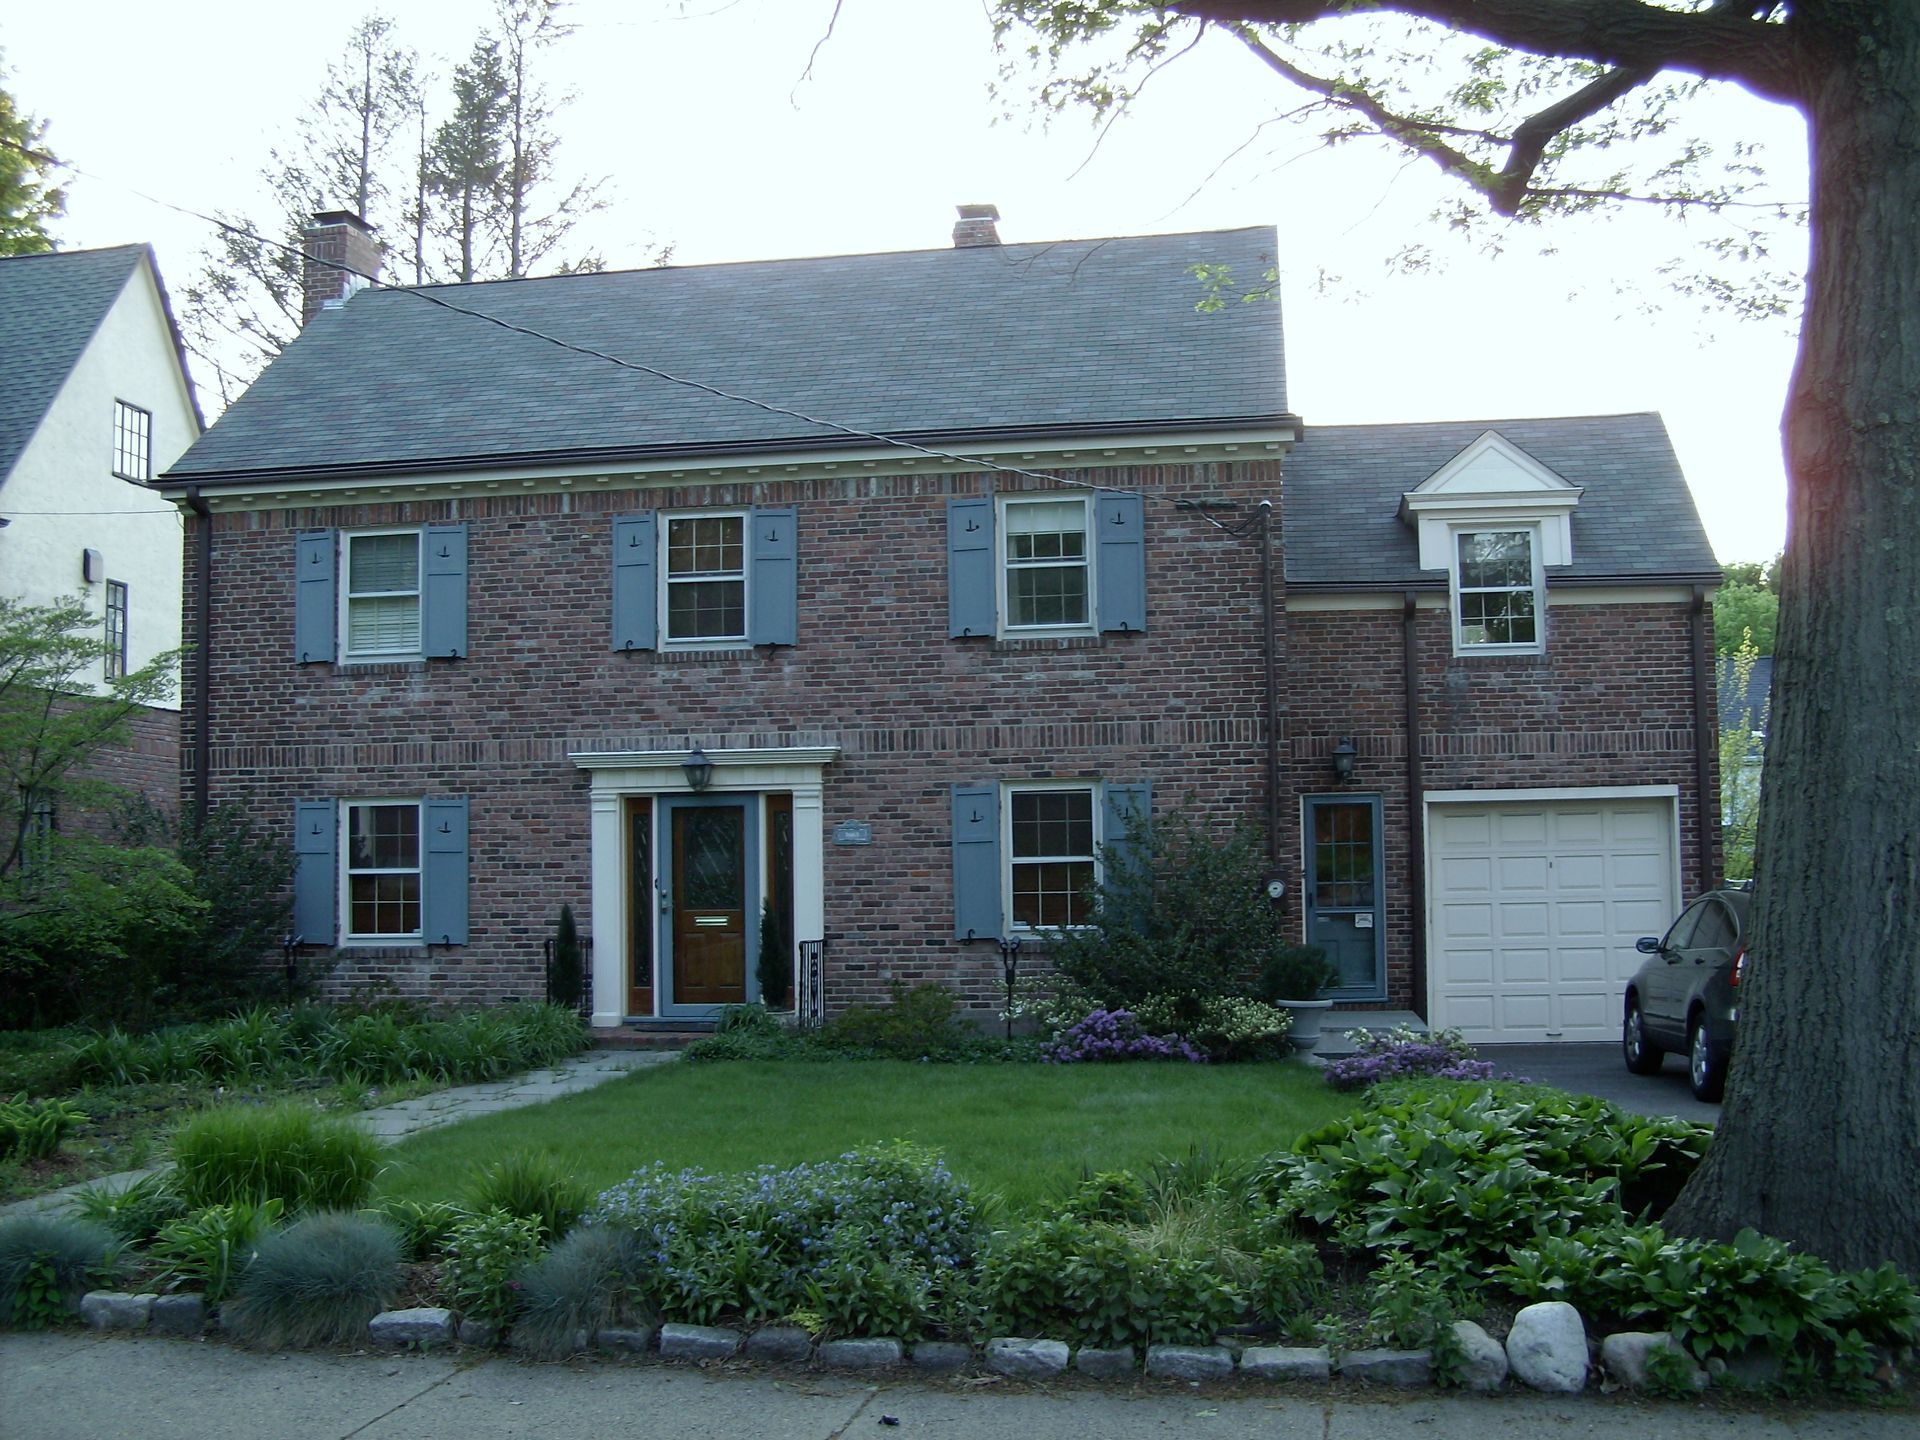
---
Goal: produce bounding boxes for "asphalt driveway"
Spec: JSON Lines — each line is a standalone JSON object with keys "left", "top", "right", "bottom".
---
{"left": 1480, "top": 1043, "right": 1722, "bottom": 1125}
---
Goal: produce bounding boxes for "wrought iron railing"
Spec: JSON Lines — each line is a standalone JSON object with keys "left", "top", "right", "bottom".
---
{"left": 797, "top": 937, "right": 827, "bottom": 1028}
{"left": 542, "top": 934, "right": 595, "bottom": 1018}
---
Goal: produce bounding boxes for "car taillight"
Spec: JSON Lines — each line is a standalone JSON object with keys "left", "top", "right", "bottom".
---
{"left": 1731, "top": 945, "right": 1747, "bottom": 987}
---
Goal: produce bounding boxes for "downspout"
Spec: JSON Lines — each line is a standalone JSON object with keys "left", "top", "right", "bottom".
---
{"left": 1260, "top": 500, "right": 1280, "bottom": 873}
{"left": 1402, "top": 591, "right": 1427, "bottom": 1021}
{"left": 1689, "top": 584, "right": 1717, "bottom": 893}
{"left": 186, "top": 487, "right": 212, "bottom": 823}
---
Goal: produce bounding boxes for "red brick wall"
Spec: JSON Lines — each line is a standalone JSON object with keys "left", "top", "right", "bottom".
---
{"left": 184, "top": 463, "right": 1278, "bottom": 1012}
{"left": 51, "top": 697, "right": 179, "bottom": 838}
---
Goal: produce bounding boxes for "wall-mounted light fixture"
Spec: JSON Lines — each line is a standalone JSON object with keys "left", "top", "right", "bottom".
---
{"left": 682, "top": 745, "right": 714, "bottom": 792}
{"left": 1330, "top": 737, "right": 1358, "bottom": 783}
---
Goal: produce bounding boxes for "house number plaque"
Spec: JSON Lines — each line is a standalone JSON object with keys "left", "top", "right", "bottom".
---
{"left": 832, "top": 821, "right": 873, "bottom": 846}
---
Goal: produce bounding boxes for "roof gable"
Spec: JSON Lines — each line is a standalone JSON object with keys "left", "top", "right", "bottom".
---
{"left": 1400, "top": 429, "right": 1585, "bottom": 570}
{"left": 165, "top": 226, "right": 1289, "bottom": 486}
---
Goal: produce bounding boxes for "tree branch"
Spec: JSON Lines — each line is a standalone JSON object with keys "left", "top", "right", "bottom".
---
{"left": 1174, "top": 0, "right": 1802, "bottom": 104}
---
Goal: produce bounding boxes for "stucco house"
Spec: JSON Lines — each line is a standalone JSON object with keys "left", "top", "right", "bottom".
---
{"left": 0, "top": 244, "right": 201, "bottom": 820}
{"left": 155, "top": 210, "right": 1722, "bottom": 1045}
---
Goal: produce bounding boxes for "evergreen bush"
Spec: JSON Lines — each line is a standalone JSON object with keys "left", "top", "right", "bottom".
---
{"left": 548, "top": 904, "right": 584, "bottom": 1011}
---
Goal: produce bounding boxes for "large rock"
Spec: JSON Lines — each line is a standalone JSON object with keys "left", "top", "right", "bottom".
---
{"left": 986, "top": 1337, "right": 1070, "bottom": 1378}
{"left": 1340, "top": 1348, "right": 1432, "bottom": 1387}
{"left": 1601, "top": 1331, "right": 1705, "bottom": 1391}
{"left": 659, "top": 1323, "right": 742, "bottom": 1361}
{"left": 1073, "top": 1346, "right": 1137, "bottom": 1379}
{"left": 369, "top": 1307, "right": 456, "bottom": 1348}
{"left": 595, "top": 1326, "right": 656, "bottom": 1356}
{"left": 818, "top": 1337, "right": 904, "bottom": 1370}
{"left": 1241, "top": 1345, "right": 1331, "bottom": 1381}
{"left": 1450, "top": 1321, "right": 1509, "bottom": 1393}
{"left": 150, "top": 1294, "right": 206, "bottom": 1337}
{"left": 1145, "top": 1345, "right": 1234, "bottom": 1382}
{"left": 457, "top": 1318, "right": 501, "bottom": 1348}
{"left": 910, "top": 1341, "right": 972, "bottom": 1373}
{"left": 1506, "top": 1302, "right": 1589, "bottom": 1393}
{"left": 80, "top": 1292, "right": 154, "bottom": 1331}
{"left": 744, "top": 1326, "right": 814, "bottom": 1364}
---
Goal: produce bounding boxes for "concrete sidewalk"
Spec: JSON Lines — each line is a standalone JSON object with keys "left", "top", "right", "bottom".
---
{"left": 2, "top": 1049, "right": 675, "bottom": 1220}
{"left": 3, "top": 1332, "right": 1910, "bottom": 1440}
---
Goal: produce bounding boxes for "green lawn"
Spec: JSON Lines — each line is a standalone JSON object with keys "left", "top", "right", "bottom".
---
{"left": 375, "top": 1060, "right": 1357, "bottom": 1216}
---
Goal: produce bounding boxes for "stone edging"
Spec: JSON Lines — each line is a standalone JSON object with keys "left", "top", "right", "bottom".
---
{"left": 74, "top": 1292, "right": 1771, "bottom": 1396}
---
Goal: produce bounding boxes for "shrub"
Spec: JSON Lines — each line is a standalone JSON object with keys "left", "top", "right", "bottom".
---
{"left": 548, "top": 904, "right": 584, "bottom": 1011}
{"left": 801, "top": 1236, "right": 936, "bottom": 1339}
{"left": 1043, "top": 811, "right": 1293, "bottom": 1010}
{"left": 0, "top": 1096, "right": 88, "bottom": 1160}
{"left": 1062, "top": 1170, "right": 1149, "bottom": 1225}
{"left": 757, "top": 899, "right": 792, "bottom": 1008}
{"left": 1255, "top": 1081, "right": 1711, "bottom": 1270}
{"left": 1321, "top": 1025, "right": 1505, "bottom": 1091}
{"left": 468, "top": 1150, "right": 591, "bottom": 1239}
{"left": 150, "top": 1198, "right": 283, "bottom": 1304}
{"left": 0, "top": 1215, "right": 120, "bottom": 1328}
{"left": 817, "top": 983, "right": 971, "bottom": 1059}
{"left": 980, "top": 1216, "right": 1237, "bottom": 1348}
{"left": 442, "top": 1208, "right": 546, "bottom": 1327}
{"left": 223, "top": 1211, "right": 402, "bottom": 1348}
{"left": 169, "top": 1102, "right": 383, "bottom": 1212}
{"left": 1043, "top": 1009, "right": 1205, "bottom": 1064}
{"left": 70, "top": 1171, "right": 190, "bottom": 1246}
{"left": 374, "top": 1197, "right": 468, "bottom": 1262}
{"left": 511, "top": 1224, "right": 646, "bottom": 1358}
{"left": 1246, "top": 1242, "right": 1325, "bottom": 1327}
{"left": 1133, "top": 995, "right": 1292, "bottom": 1061}
{"left": 1254, "top": 944, "right": 1341, "bottom": 1003}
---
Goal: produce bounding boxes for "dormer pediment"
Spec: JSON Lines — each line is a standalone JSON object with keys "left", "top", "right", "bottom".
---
{"left": 1400, "top": 430, "right": 1583, "bottom": 570}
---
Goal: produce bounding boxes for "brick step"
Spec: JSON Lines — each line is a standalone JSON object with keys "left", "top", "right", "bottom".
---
{"left": 591, "top": 1024, "right": 718, "bottom": 1052}
{"left": 1310, "top": 1010, "right": 1428, "bottom": 1059}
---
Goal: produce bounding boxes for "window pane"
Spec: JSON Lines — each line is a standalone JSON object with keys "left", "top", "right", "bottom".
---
{"left": 347, "top": 594, "right": 422, "bottom": 653}
{"left": 1006, "top": 500, "right": 1084, "bottom": 541}
{"left": 1008, "top": 566, "right": 1088, "bottom": 627}
{"left": 1012, "top": 789, "right": 1094, "bottom": 859}
{"left": 350, "top": 873, "right": 420, "bottom": 936}
{"left": 349, "top": 534, "right": 419, "bottom": 593}
{"left": 349, "top": 804, "right": 419, "bottom": 870}
{"left": 666, "top": 579, "right": 746, "bottom": 640}
{"left": 667, "top": 516, "right": 743, "bottom": 577}
{"left": 1013, "top": 860, "right": 1094, "bottom": 928}
{"left": 1459, "top": 531, "right": 1531, "bottom": 587}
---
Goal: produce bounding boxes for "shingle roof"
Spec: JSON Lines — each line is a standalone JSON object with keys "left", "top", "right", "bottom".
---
{"left": 1283, "top": 413, "right": 1720, "bottom": 585}
{"left": 166, "top": 226, "right": 1289, "bottom": 485}
{"left": 0, "top": 245, "right": 147, "bottom": 487}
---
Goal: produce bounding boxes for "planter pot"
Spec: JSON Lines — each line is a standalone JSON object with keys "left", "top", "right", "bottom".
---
{"left": 1277, "top": 998, "right": 1335, "bottom": 1053}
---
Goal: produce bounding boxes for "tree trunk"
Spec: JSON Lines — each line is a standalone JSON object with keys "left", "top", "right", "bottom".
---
{"left": 1665, "top": 6, "right": 1920, "bottom": 1274}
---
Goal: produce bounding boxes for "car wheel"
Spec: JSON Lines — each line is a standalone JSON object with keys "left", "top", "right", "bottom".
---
{"left": 1623, "top": 998, "right": 1665, "bottom": 1075}
{"left": 1688, "top": 1014, "right": 1726, "bottom": 1102}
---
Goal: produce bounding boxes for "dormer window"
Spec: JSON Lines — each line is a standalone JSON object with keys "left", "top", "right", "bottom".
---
{"left": 1453, "top": 528, "right": 1542, "bottom": 651}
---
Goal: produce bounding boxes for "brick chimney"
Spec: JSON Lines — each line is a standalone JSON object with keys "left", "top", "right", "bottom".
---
{"left": 300, "top": 211, "right": 383, "bottom": 326}
{"left": 951, "top": 203, "right": 1002, "bottom": 248}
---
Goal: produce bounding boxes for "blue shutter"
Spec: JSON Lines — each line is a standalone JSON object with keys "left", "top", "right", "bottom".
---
{"left": 294, "top": 531, "right": 336, "bottom": 664}
{"left": 1103, "top": 781, "right": 1153, "bottom": 879}
{"left": 422, "top": 797, "right": 470, "bottom": 946}
{"left": 947, "top": 498, "right": 996, "bottom": 638}
{"left": 952, "top": 783, "right": 1002, "bottom": 940}
{"left": 612, "top": 513, "right": 657, "bottom": 651}
{"left": 1096, "top": 492, "right": 1146, "bottom": 633}
{"left": 421, "top": 523, "right": 468, "bottom": 659}
{"left": 750, "top": 506, "right": 797, "bottom": 647}
{"left": 292, "top": 800, "right": 336, "bottom": 944}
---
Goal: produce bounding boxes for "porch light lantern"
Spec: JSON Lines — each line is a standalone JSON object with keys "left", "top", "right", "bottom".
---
{"left": 682, "top": 745, "right": 714, "bottom": 792}
{"left": 1330, "top": 737, "right": 1358, "bottom": 783}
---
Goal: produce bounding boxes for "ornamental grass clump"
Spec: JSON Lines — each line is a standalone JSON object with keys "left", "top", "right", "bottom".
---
{"left": 169, "top": 1102, "right": 382, "bottom": 1212}
{"left": 222, "top": 1210, "right": 402, "bottom": 1349}
{"left": 0, "top": 1215, "right": 120, "bottom": 1328}
{"left": 468, "top": 1150, "right": 592, "bottom": 1239}
{"left": 511, "top": 1224, "right": 645, "bottom": 1358}
{"left": 1043, "top": 1009, "right": 1205, "bottom": 1064}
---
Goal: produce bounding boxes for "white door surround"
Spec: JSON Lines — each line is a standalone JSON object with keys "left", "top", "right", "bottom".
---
{"left": 570, "top": 746, "right": 839, "bottom": 1027}
{"left": 1423, "top": 786, "right": 1680, "bottom": 1043}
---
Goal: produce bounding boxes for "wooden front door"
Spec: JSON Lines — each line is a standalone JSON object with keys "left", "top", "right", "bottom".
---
{"left": 668, "top": 800, "right": 749, "bottom": 1007}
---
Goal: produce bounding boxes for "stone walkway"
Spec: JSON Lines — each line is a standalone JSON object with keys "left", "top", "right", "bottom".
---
{"left": 1, "top": 1048, "right": 676, "bottom": 1220}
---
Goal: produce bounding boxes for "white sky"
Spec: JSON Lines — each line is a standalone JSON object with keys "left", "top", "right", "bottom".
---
{"left": 3, "top": 0, "right": 1807, "bottom": 562}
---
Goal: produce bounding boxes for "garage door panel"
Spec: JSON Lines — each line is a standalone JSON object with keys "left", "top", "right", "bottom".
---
{"left": 1431, "top": 797, "right": 1675, "bottom": 1044}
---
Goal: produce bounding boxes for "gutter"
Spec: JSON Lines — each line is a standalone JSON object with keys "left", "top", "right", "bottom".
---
{"left": 1260, "top": 501, "right": 1280, "bottom": 872}
{"left": 186, "top": 487, "right": 212, "bottom": 823}
{"left": 1403, "top": 591, "right": 1428, "bottom": 1022}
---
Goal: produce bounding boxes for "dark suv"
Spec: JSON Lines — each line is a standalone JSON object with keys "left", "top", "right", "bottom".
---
{"left": 1622, "top": 885, "right": 1752, "bottom": 1102}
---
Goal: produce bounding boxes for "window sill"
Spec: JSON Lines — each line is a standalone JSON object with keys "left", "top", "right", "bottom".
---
{"left": 642, "top": 645, "right": 759, "bottom": 663}
{"left": 988, "top": 634, "right": 1107, "bottom": 654}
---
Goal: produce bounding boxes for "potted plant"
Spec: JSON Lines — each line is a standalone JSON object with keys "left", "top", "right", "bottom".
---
{"left": 1257, "top": 943, "right": 1341, "bottom": 1052}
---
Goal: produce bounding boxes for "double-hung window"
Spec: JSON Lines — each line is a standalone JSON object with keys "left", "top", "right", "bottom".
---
{"left": 345, "top": 800, "right": 422, "bottom": 941}
{"left": 113, "top": 401, "right": 152, "bottom": 481}
{"left": 343, "top": 531, "right": 422, "bottom": 660}
{"left": 664, "top": 512, "right": 747, "bottom": 645}
{"left": 1002, "top": 497, "right": 1090, "bottom": 632}
{"left": 1008, "top": 786, "right": 1097, "bottom": 928}
{"left": 1453, "top": 528, "right": 1542, "bottom": 652}
{"left": 104, "top": 581, "right": 129, "bottom": 680}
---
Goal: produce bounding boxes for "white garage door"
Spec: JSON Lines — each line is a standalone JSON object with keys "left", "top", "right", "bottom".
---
{"left": 1428, "top": 798, "right": 1677, "bottom": 1043}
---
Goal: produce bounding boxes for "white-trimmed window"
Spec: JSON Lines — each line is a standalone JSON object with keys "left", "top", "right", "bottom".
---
{"left": 1006, "top": 784, "right": 1098, "bottom": 929}
{"left": 1001, "top": 496, "right": 1091, "bottom": 633}
{"left": 104, "top": 580, "right": 129, "bottom": 680}
{"left": 663, "top": 511, "right": 748, "bottom": 645}
{"left": 344, "top": 800, "right": 422, "bottom": 940}
{"left": 1452, "top": 527, "right": 1543, "bottom": 653}
{"left": 342, "top": 530, "right": 422, "bottom": 660}
{"left": 113, "top": 401, "right": 152, "bottom": 481}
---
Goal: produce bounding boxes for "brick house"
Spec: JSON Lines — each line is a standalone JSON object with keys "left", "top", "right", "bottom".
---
{"left": 156, "top": 211, "right": 1722, "bottom": 1044}
{"left": 0, "top": 245, "right": 201, "bottom": 830}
